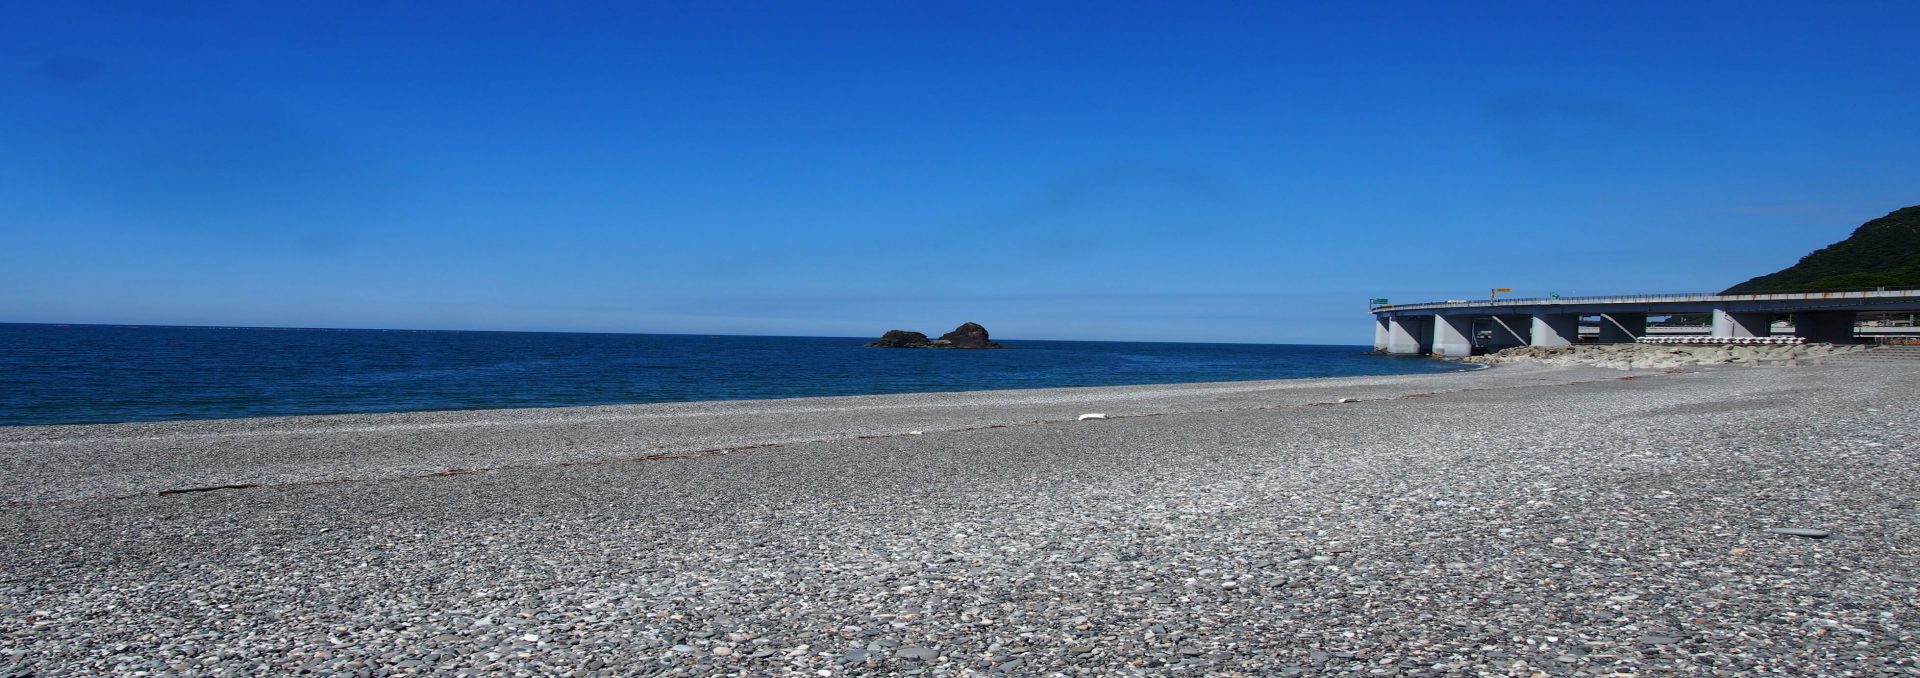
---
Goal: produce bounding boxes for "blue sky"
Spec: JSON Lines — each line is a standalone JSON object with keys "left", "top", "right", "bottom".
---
{"left": 5, "top": 2, "right": 1917, "bottom": 343}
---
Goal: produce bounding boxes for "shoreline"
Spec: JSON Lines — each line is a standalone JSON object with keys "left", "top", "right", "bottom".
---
{"left": 0, "top": 324, "right": 1467, "bottom": 430}
{"left": 9, "top": 362, "right": 1606, "bottom": 504}
{"left": 5, "top": 360, "right": 1917, "bottom": 675}
{"left": 1, "top": 360, "right": 1481, "bottom": 431}
{"left": 0, "top": 358, "right": 1486, "bottom": 433}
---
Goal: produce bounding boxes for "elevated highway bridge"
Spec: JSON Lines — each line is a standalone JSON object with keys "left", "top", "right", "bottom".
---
{"left": 1370, "top": 289, "right": 1920, "bottom": 356}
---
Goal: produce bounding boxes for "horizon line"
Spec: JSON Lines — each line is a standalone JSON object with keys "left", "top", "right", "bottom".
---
{"left": 0, "top": 320, "right": 1363, "bottom": 347}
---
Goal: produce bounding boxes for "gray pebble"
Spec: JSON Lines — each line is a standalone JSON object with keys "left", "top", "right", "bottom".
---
{"left": 1768, "top": 527, "right": 1832, "bottom": 538}
{"left": 895, "top": 646, "right": 939, "bottom": 661}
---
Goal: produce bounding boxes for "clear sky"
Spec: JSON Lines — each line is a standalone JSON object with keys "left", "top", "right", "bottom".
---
{"left": 5, "top": 2, "right": 1918, "bottom": 343}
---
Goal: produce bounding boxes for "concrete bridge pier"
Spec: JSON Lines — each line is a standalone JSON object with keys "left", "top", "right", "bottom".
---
{"left": 1373, "top": 317, "right": 1390, "bottom": 352}
{"left": 1431, "top": 315, "right": 1474, "bottom": 357}
{"left": 1793, "top": 311, "right": 1856, "bottom": 343}
{"left": 1385, "top": 316, "right": 1430, "bottom": 355}
{"left": 1712, "top": 308, "right": 1772, "bottom": 337}
{"left": 1488, "top": 314, "right": 1532, "bottom": 349}
{"left": 1530, "top": 313, "right": 1578, "bottom": 347}
{"left": 1598, "top": 313, "right": 1647, "bottom": 343}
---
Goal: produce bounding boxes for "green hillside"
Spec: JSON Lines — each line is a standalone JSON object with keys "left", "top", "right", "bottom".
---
{"left": 1723, "top": 205, "right": 1920, "bottom": 294}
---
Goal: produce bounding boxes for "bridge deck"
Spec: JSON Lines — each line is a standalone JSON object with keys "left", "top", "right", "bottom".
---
{"left": 1368, "top": 288, "right": 1920, "bottom": 355}
{"left": 1374, "top": 289, "right": 1920, "bottom": 314}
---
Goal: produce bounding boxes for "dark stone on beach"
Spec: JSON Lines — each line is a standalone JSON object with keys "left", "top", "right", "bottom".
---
{"left": 933, "top": 322, "right": 1003, "bottom": 349}
{"left": 867, "top": 330, "right": 931, "bottom": 348}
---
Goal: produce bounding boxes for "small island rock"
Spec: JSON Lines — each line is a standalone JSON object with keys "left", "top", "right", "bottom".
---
{"left": 866, "top": 322, "right": 1004, "bottom": 349}
{"left": 934, "top": 322, "right": 1003, "bottom": 349}
{"left": 866, "top": 330, "right": 931, "bottom": 348}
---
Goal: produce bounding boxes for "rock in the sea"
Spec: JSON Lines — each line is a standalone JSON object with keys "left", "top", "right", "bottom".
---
{"left": 866, "top": 330, "right": 931, "bottom": 348}
{"left": 933, "top": 321, "right": 1003, "bottom": 349}
{"left": 867, "top": 322, "right": 1004, "bottom": 348}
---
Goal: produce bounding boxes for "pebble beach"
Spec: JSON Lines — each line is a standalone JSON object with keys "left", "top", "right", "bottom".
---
{"left": 3, "top": 361, "right": 1917, "bottom": 676}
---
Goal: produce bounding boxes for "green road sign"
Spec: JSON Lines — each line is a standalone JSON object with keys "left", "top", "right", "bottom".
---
{"left": 1369, "top": 298, "right": 1389, "bottom": 305}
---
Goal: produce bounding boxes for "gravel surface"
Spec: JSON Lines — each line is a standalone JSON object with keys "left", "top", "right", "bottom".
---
{"left": 3, "top": 362, "right": 1917, "bottom": 676}
{"left": 1464, "top": 343, "right": 1866, "bottom": 370}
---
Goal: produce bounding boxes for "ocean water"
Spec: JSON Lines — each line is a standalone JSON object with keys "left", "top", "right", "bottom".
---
{"left": 0, "top": 324, "right": 1470, "bottom": 426}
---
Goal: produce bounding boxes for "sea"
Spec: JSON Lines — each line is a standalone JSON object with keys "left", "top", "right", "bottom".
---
{"left": 0, "top": 323, "right": 1471, "bottom": 427}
